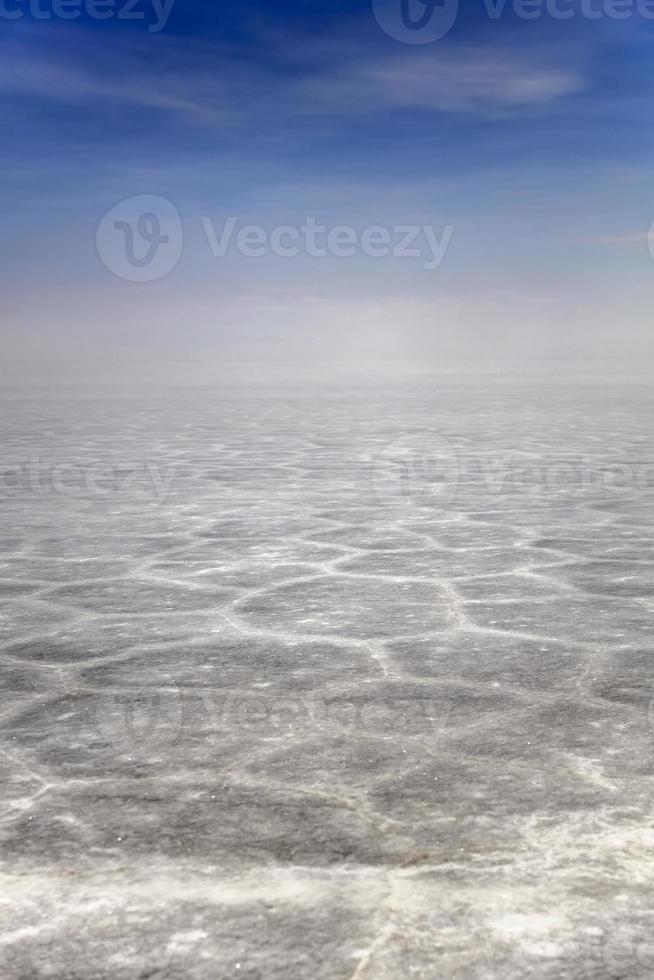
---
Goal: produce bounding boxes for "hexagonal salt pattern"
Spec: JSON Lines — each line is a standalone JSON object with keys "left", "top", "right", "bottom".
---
{"left": 1, "top": 377, "right": 653, "bottom": 979}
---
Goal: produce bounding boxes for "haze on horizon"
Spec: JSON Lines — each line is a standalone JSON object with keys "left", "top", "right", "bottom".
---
{"left": 2, "top": 0, "right": 654, "bottom": 383}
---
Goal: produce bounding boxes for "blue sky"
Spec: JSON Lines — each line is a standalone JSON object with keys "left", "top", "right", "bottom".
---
{"left": 2, "top": 0, "right": 653, "bottom": 378}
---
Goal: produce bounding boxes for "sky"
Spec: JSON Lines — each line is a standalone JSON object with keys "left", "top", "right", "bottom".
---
{"left": 1, "top": 0, "right": 654, "bottom": 381}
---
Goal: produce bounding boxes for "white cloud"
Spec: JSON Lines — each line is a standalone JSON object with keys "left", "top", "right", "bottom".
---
{"left": 0, "top": 28, "right": 586, "bottom": 124}
{"left": 305, "top": 49, "right": 585, "bottom": 115}
{"left": 592, "top": 232, "right": 649, "bottom": 244}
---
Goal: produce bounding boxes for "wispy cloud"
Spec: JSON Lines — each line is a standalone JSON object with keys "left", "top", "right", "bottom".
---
{"left": 0, "top": 32, "right": 242, "bottom": 123}
{"left": 303, "top": 50, "right": 585, "bottom": 116}
{"left": 591, "top": 231, "right": 650, "bottom": 245}
{"left": 0, "top": 26, "right": 587, "bottom": 127}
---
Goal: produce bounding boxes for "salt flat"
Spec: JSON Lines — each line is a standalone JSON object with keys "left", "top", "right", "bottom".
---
{"left": 0, "top": 375, "right": 653, "bottom": 978}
